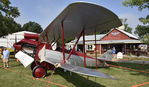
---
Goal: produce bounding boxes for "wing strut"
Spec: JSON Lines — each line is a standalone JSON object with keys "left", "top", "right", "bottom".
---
{"left": 83, "top": 29, "right": 86, "bottom": 67}
{"left": 66, "top": 28, "right": 87, "bottom": 68}
{"left": 95, "top": 29, "right": 98, "bottom": 70}
{"left": 61, "top": 21, "right": 66, "bottom": 63}
{"left": 66, "top": 29, "right": 84, "bottom": 60}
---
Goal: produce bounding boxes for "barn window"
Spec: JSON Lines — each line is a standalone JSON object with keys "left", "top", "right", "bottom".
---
{"left": 111, "top": 32, "right": 119, "bottom": 36}
{"left": 87, "top": 45, "right": 93, "bottom": 50}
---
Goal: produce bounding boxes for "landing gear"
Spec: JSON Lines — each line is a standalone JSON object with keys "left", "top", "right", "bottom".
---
{"left": 31, "top": 61, "right": 55, "bottom": 78}
{"left": 41, "top": 61, "right": 55, "bottom": 70}
{"left": 32, "top": 65, "right": 47, "bottom": 78}
{"left": 30, "top": 61, "right": 40, "bottom": 70}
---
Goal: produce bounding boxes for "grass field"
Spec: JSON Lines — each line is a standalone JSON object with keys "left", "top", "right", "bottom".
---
{"left": 0, "top": 58, "right": 149, "bottom": 87}
{"left": 123, "top": 57, "right": 149, "bottom": 61}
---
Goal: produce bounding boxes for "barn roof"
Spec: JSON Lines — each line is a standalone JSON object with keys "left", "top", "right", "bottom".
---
{"left": 116, "top": 29, "right": 138, "bottom": 39}
{"left": 70, "top": 34, "right": 105, "bottom": 43}
{"left": 78, "top": 39, "right": 142, "bottom": 44}
{"left": 68, "top": 28, "right": 141, "bottom": 45}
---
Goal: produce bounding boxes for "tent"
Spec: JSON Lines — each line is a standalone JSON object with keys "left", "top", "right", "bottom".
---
{"left": 0, "top": 31, "right": 37, "bottom": 49}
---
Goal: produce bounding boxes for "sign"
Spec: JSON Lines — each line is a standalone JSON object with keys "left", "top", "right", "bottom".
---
{"left": 117, "top": 52, "right": 123, "bottom": 59}
{"left": 15, "top": 51, "right": 34, "bottom": 68}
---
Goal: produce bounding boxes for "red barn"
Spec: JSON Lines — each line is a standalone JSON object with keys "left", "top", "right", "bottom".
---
{"left": 68, "top": 28, "right": 143, "bottom": 56}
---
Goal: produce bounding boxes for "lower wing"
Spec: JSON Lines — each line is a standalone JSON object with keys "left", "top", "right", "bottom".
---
{"left": 45, "top": 58, "right": 117, "bottom": 80}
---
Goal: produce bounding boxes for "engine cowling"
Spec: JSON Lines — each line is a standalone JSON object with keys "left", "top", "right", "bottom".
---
{"left": 24, "top": 33, "right": 39, "bottom": 40}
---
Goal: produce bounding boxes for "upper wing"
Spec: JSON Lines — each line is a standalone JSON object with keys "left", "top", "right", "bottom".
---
{"left": 40, "top": 2, "right": 122, "bottom": 43}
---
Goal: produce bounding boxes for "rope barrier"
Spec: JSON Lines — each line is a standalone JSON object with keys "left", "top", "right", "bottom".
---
{"left": 131, "top": 82, "right": 149, "bottom": 87}
{"left": 46, "top": 67, "right": 56, "bottom": 87}
{"left": 105, "top": 63, "right": 149, "bottom": 87}
{"left": 1, "top": 59, "right": 149, "bottom": 87}
{"left": 46, "top": 63, "right": 62, "bottom": 87}
{"left": 107, "top": 64, "right": 149, "bottom": 74}
{"left": 0, "top": 65, "right": 68, "bottom": 87}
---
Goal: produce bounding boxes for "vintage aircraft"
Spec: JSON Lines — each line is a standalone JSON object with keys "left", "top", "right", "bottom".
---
{"left": 14, "top": 2, "right": 121, "bottom": 79}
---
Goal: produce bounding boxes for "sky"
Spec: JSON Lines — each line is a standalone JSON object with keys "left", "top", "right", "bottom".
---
{"left": 10, "top": 0, "right": 148, "bottom": 35}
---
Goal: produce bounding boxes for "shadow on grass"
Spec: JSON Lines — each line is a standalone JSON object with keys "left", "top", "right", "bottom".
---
{"left": 108, "top": 62, "right": 149, "bottom": 76}
{"left": 8, "top": 58, "right": 23, "bottom": 67}
{"left": 54, "top": 68, "right": 105, "bottom": 87}
{"left": 11, "top": 63, "right": 23, "bottom": 67}
{"left": 46, "top": 72, "right": 51, "bottom": 77}
{"left": 9, "top": 58, "right": 17, "bottom": 62}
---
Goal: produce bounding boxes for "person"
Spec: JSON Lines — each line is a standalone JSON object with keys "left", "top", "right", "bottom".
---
{"left": 112, "top": 47, "right": 116, "bottom": 58}
{"left": 1, "top": 48, "right": 10, "bottom": 68}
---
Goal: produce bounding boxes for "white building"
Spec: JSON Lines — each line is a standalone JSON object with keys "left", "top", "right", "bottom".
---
{"left": 0, "top": 31, "right": 37, "bottom": 49}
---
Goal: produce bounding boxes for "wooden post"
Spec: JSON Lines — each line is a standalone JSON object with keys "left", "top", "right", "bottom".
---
{"left": 124, "top": 44, "right": 126, "bottom": 54}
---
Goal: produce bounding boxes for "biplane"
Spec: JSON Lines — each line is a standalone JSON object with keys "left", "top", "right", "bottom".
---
{"left": 14, "top": 2, "right": 121, "bottom": 79}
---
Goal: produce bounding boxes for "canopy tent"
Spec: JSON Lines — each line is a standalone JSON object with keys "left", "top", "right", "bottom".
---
{"left": 0, "top": 31, "right": 36, "bottom": 49}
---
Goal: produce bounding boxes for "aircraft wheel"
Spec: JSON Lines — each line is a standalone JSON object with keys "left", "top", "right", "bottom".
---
{"left": 31, "top": 61, "right": 40, "bottom": 70}
{"left": 32, "top": 65, "right": 47, "bottom": 78}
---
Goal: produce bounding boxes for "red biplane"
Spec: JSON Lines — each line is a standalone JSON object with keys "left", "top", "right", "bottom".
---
{"left": 14, "top": 2, "right": 121, "bottom": 79}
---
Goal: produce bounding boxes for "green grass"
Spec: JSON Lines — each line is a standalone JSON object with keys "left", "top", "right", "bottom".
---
{"left": 123, "top": 57, "right": 149, "bottom": 61}
{"left": 0, "top": 58, "right": 149, "bottom": 87}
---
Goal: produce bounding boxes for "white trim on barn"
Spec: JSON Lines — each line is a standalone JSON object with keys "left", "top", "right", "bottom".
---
{"left": 78, "top": 39, "right": 142, "bottom": 44}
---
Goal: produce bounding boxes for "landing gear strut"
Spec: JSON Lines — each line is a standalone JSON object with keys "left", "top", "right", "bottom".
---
{"left": 30, "top": 61, "right": 40, "bottom": 70}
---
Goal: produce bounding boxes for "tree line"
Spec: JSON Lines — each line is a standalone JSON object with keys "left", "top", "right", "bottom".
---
{"left": 0, "top": 0, "right": 43, "bottom": 37}
{"left": 0, "top": 0, "right": 148, "bottom": 45}
{"left": 123, "top": 0, "right": 149, "bottom": 44}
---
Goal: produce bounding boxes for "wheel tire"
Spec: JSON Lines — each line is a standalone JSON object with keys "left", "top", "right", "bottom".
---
{"left": 32, "top": 65, "right": 47, "bottom": 78}
{"left": 31, "top": 61, "right": 40, "bottom": 70}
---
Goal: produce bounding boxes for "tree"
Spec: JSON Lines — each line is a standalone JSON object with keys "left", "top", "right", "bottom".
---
{"left": 120, "top": 18, "right": 132, "bottom": 33}
{"left": 0, "top": 15, "right": 21, "bottom": 37}
{"left": 122, "top": 0, "right": 149, "bottom": 44}
{"left": 22, "top": 21, "right": 43, "bottom": 33}
{"left": 122, "top": 0, "right": 149, "bottom": 11}
{"left": 125, "top": 26, "right": 132, "bottom": 34}
{"left": 0, "top": 0, "right": 20, "bottom": 37}
{"left": 135, "top": 25, "right": 149, "bottom": 43}
{"left": 122, "top": 0, "right": 149, "bottom": 25}
{"left": 139, "top": 15, "right": 149, "bottom": 25}
{"left": 0, "top": 0, "right": 20, "bottom": 18}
